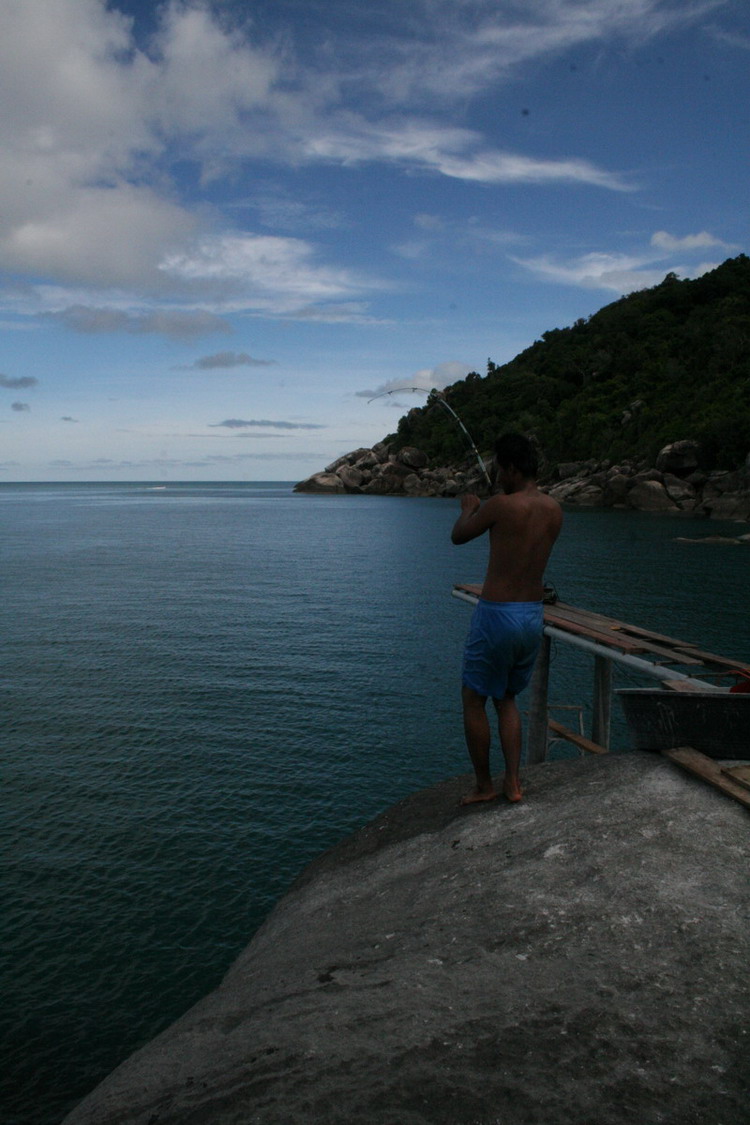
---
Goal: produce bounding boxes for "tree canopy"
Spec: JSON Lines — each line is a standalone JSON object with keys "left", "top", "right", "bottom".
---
{"left": 387, "top": 255, "right": 750, "bottom": 474}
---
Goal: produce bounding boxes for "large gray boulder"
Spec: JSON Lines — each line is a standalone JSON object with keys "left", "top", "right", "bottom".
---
{"left": 336, "top": 465, "right": 364, "bottom": 491}
{"left": 371, "top": 441, "right": 391, "bottom": 463}
{"left": 604, "top": 471, "right": 630, "bottom": 505}
{"left": 352, "top": 451, "right": 380, "bottom": 471}
{"left": 548, "top": 478, "right": 605, "bottom": 506}
{"left": 293, "top": 472, "right": 345, "bottom": 493}
{"left": 656, "top": 440, "right": 701, "bottom": 476}
{"left": 703, "top": 494, "right": 750, "bottom": 521}
{"left": 662, "top": 473, "right": 697, "bottom": 508}
{"left": 397, "top": 446, "right": 429, "bottom": 470}
{"left": 63, "top": 753, "right": 749, "bottom": 1125}
{"left": 628, "top": 479, "right": 678, "bottom": 512}
{"left": 402, "top": 472, "right": 424, "bottom": 495}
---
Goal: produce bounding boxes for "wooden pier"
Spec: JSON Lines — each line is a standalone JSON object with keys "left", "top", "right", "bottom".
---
{"left": 452, "top": 584, "right": 750, "bottom": 808}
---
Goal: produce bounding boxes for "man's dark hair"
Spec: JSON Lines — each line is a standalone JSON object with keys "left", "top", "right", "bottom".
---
{"left": 493, "top": 433, "right": 538, "bottom": 478}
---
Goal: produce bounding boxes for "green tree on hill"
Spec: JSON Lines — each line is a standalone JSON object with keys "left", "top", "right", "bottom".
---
{"left": 387, "top": 255, "right": 750, "bottom": 475}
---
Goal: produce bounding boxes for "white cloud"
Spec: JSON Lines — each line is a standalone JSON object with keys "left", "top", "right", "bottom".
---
{"left": 1, "top": 185, "right": 198, "bottom": 289}
{"left": 0, "top": 0, "right": 652, "bottom": 310}
{"left": 392, "top": 239, "right": 431, "bottom": 261}
{"left": 146, "top": 4, "right": 279, "bottom": 137}
{"left": 650, "top": 230, "right": 734, "bottom": 252}
{"left": 322, "top": 0, "right": 726, "bottom": 104}
{"left": 274, "top": 303, "right": 390, "bottom": 324}
{"left": 707, "top": 25, "right": 750, "bottom": 50}
{"left": 513, "top": 240, "right": 725, "bottom": 293}
{"left": 392, "top": 213, "right": 526, "bottom": 262}
{"left": 0, "top": 0, "right": 729, "bottom": 328}
{"left": 513, "top": 251, "right": 658, "bottom": 291}
{"left": 414, "top": 214, "right": 445, "bottom": 231}
{"left": 302, "top": 116, "right": 631, "bottom": 189}
{"left": 358, "top": 360, "right": 473, "bottom": 399}
{"left": 160, "top": 234, "right": 375, "bottom": 310}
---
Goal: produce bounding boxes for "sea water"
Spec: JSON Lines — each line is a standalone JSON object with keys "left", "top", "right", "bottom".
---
{"left": 2, "top": 482, "right": 748, "bottom": 1124}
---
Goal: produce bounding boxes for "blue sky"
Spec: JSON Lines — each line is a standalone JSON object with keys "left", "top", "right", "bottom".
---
{"left": 0, "top": 0, "right": 748, "bottom": 481}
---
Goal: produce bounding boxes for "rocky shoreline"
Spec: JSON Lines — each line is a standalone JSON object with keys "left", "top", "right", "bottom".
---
{"left": 295, "top": 439, "right": 750, "bottom": 522}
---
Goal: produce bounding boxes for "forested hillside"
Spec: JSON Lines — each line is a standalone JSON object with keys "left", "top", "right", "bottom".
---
{"left": 388, "top": 255, "right": 750, "bottom": 474}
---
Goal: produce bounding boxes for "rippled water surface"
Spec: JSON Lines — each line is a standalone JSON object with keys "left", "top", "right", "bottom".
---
{"left": 2, "top": 482, "right": 748, "bottom": 1124}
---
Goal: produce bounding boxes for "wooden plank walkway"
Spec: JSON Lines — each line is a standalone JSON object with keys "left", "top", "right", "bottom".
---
{"left": 453, "top": 585, "right": 747, "bottom": 674}
{"left": 662, "top": 748, "right": 750, "bottom": 810}
{"left": 453, "top": 585, "right": 750, "bottom": 809}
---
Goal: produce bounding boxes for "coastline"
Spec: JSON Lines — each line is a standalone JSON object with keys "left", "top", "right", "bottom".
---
{"left": 294, "top": 441, "right": 750, "bottom": 523}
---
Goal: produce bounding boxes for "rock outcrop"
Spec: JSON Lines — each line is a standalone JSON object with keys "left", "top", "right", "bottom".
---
{"left": 63, "top": 752, "right": 750, "bottom": 1125}
{"left": 546, "top": 445, "right": 750, "bottom": 521}
{"left": 295, "top": 440, "right": 750, "bottom": 521}
{"left": 294, "top": 442, "right": 490, "bottom": 498}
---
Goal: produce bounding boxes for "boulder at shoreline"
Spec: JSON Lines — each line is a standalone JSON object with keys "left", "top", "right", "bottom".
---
{"left": 294, "top": 439, "right": 750, "bottom": 521}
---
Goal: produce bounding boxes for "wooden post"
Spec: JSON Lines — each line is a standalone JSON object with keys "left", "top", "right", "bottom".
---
{"left": 527, "top": 633, "right": 551, "bottom": 764}
{"left": 591, "top": 655, "right": 612, "bottom": 750}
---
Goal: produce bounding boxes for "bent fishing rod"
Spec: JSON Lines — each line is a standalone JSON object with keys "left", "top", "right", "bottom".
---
{"left": 368, "top": 387, "right": 492, "bottom": 488}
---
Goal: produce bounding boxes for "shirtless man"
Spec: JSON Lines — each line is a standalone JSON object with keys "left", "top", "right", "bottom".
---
{"left": 451, "top": 434, "right": 562, "bottom": 806}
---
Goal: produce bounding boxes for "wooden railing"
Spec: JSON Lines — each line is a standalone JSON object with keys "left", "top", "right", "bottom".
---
{"left": 452, "top": 586, "right": 733, "bottom": 763}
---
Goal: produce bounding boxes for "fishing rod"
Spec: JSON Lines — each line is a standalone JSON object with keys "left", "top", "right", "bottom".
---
{"left": 368, "top": 387, "right": 492, "bottom": 488}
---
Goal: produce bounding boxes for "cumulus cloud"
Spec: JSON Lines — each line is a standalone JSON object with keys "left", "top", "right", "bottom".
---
{"left": 48, "top": 306, "right": 231, "bottom": 338}
{"left": 11, "top": 401, "right": 30, "bottom": 412}
{"left": 209, "top": 418, "right": 326, "bottom": 430}
{"left": 1, "top": 0, "right": 680, "bottom": 321}
{"left": 0, "top": 1, "right": 380, "bottom": 315}
{"left": 0, "top": 374, "right": 38, "bottom": 389}
{"left": 174, "top": 351, "right": 276, "bottom": 371}
{"left": 358, "top": 360, "right": 474, "bottom": 399}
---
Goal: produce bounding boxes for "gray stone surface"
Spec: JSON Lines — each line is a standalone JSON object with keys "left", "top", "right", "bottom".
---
{"left": 64, "top": 753, "right": 749, "bottom": 1125}
{"left": 292, "top": 472, "right": 345, "bottom": 493}
{"left": 627, "top": 479, "right": 678, "bottom": 512}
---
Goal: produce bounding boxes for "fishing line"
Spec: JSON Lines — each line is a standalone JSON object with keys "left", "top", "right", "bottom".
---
{"left": 367, "top": 387, "right": 492, "bottom": 487}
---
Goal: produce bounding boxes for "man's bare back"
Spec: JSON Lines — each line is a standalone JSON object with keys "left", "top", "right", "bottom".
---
{"left": 451, "top": 478, "right": 562, "bottom": 602}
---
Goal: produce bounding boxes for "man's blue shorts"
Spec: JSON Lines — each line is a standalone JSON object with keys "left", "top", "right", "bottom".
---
{"left": 462, "top": 598, "right": 544, "bottom": 700}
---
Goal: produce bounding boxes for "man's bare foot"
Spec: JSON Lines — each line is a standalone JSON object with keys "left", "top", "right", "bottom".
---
{"left": 503, "top": 778, "right": 523, "bottom": 803}
{"left": 459, "top": 786, "right": 498, "bottom": 806}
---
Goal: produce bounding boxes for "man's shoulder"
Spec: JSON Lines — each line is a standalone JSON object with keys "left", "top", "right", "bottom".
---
{"left": 498, "top": 487, "right": 562, "bottom": 527}
{"left": 538, "top": 489, "right": 563, "bottom": 513}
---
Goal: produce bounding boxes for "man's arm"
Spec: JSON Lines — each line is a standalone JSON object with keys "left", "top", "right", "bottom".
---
{"left": 451, "top": 493, "right": 498, "bottom": 544}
